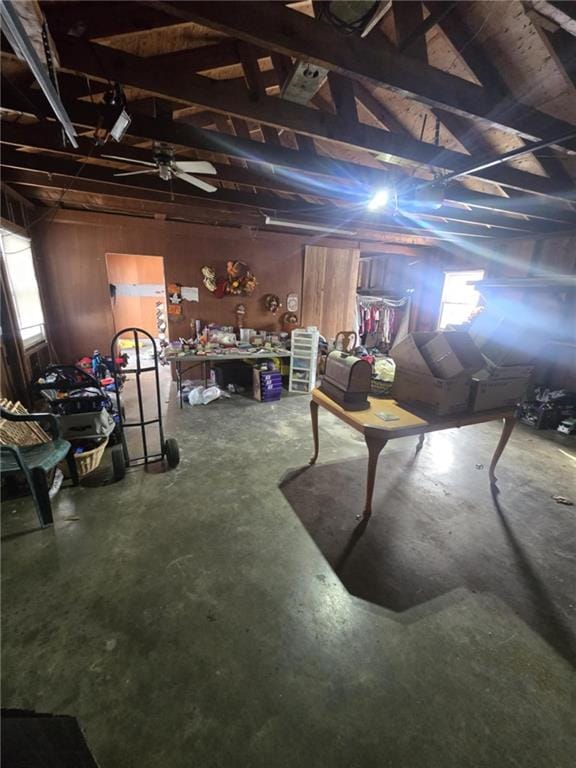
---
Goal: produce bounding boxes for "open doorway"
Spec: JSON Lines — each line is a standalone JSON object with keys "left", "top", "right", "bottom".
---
{"left": 106, "top": 252, "right": 167, "bottom": 341}
{"left": 106, "top": 253, "right": 171, "bottom": 456}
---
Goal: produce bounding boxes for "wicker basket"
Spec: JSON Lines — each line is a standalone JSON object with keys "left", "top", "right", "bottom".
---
{"left": 61, "top": 437, "right": 109, "bottom": 479}
{"left": 370, "top": 378, "right": 394, "bottom": 398}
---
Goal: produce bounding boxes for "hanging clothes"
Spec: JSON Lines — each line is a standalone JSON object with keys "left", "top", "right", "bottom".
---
{"left": 356, "top": 294, "right": 408, "bottom": 349}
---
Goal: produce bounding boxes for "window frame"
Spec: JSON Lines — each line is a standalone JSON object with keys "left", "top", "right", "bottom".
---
{"left": 438, "top": 269, "right": 485, "bottom": 330}
{"left": 0, "top": 229, "right": 47, "bottom": 350}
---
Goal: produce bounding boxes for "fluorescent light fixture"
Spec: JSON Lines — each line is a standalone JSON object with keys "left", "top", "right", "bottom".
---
{"left": 265, "top": 216, "right": 357, "bottom": 235}
{"left": 0, "top": 0, "right": 78, "bottom": 148}
{"left": 367, "top": 188, "right": 390, "bottom": 211}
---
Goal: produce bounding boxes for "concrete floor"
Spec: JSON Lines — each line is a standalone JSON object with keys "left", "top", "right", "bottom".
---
{"left": 2, "top": 388, "right": 576, "bottom": 767}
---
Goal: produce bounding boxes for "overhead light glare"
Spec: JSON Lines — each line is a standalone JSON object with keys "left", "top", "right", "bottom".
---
{"left": 264, "top": 216, "right": 357, "bottom": 236}
{"left": 367, "top": 188, "right": 390, "bottom": 211}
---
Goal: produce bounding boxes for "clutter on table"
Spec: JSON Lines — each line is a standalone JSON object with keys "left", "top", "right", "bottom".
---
{"left": 164, "top": 323, "right": 290, "bottom": 359}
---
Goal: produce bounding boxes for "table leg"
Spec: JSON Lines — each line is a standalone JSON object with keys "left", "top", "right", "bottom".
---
{"left": 361, "top": 435, "right": 387, "bottom": 520}
{"left": 489, "top": 416, "right": 516, "bottom": 484}
{"left": 177, "top": 361, "right": 182, "bottom": 409}
{"left": 416, "top": 432, "right": 425, "bottom": 452}
{"left": 309, "top": 399, "right": 320, "bottom": 465}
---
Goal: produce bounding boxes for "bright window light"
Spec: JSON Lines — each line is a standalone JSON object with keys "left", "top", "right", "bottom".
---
{"left": 1, "top": 229, "right": 46, "bottom": 348}
{"left": 438, "top": 269, "right": 484, "bottom": 329}
{"left": 367, "top": 188, "right": 389, "bottom": 211}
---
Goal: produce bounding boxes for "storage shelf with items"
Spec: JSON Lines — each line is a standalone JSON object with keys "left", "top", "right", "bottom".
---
{"left": 289, "top": 329, "right": 319, "bottom": 393}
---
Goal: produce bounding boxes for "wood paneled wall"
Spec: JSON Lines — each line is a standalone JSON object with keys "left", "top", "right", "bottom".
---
{"left": 439, "top": 234, "right": 576, "bottom": 278}
{"left": 33, "top": 211, "right": 389, "bottom": 362}
{"left": 31, "top": 208, "right": 575, "bottom": 364}
{"left": 302, "top": 246, "right": 360, "bottom": 340}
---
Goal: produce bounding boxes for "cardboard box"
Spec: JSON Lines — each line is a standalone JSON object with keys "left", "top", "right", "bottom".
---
{"left": 469, "top": 313, "right": 536, "bottom": 367}
{"left": 470, "top": 377, "right": 528, "bottom": 412}
{"left": 475, "top": 359, "right": 534, "bottom": 381}
{"left": 390, "top": 331, "right": 441, "bottom": 375}
{"left": 420, "top": 332, "right": 485, "bottom": 379}
{"left": 392, "top": 368, "right": 471, "bottom": 416}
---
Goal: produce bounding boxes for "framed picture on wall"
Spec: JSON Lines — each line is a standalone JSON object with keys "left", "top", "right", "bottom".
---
{"left": 287, "top": 293, "right": 298, "bottom": 312}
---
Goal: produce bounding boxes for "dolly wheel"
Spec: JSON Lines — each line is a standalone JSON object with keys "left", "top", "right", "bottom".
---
{"left": 112, "top": 445, "right": 126, "bottom": 481}
{"left": 165, "top": 437, "right": 180, "bottom": 469}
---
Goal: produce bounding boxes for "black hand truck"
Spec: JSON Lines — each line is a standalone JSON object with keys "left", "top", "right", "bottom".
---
{"left": 110, "top": 327, "right": 180, "bottom": 481}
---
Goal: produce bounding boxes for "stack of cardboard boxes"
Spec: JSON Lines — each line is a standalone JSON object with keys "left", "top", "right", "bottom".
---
{"left": 390, "top": 324, "right": 535, "bottom": 416}
{"left": 468, "top": 312, "right": 535, "bottom": 412}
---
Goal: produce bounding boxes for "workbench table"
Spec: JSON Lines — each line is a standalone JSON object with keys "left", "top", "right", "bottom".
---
{"left": 309, "top": 387, "right": 516, "bottom": 520}
{"left": 173, "top": 350, "right": 292, "bottom": 407}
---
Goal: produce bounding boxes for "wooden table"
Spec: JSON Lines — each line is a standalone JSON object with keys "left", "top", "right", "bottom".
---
{"left": 309, "top": 388, "right": 516, "bottom": 520}
{"left": 173, "top": 350, "right": 292, "bottom": 407}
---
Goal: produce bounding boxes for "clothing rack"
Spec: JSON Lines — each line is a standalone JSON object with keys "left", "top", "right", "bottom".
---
{"left": 356, "top": 294, "right": 408, "bottom": 308}
{"left": 356, "top": 293, "right": 409, "bottom": 347}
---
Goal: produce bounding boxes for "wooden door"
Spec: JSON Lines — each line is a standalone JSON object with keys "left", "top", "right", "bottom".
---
{"left": 106, "top": 253, "right": 166, "bottom": 338}
{"left": 301, "top": 246, "right": 360, "bottom": 342}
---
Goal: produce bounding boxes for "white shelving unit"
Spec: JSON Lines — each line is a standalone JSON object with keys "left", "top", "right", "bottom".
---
{"left": 289, "top": 328, "right": 319, "bottom": 393}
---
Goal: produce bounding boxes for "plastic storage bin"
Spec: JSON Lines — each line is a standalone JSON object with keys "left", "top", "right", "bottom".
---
{"left": 289, "top": 329, "right": 319, "bottom": 393}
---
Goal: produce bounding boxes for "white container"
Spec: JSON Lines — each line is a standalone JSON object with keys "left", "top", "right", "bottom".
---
{"left": 289, "top": 329, "right": 319, "bottom": 393}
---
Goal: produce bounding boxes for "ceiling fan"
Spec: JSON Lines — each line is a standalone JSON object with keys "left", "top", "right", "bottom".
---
{"left": 101, "top": 143, "right": 219, "bottom": 193}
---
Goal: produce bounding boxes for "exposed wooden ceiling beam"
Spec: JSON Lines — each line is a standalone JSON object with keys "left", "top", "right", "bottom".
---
{"left": 393, "top": 1, "right": 428, "bottom": 60}
{"left": 4, "top": 163, "right": 540, "bottom": 240}
{"left": 47, "top": 38, "right": 574, "bottom": 200}
{"left": 528, "top": 13, "right": 576, "bottom": 91}
{"left": 40, "top": 0, "right": 182, "bottom": 40}
{"left": 397, "top": 1, "right": 458, "bottom": 52}
{"left": 151, "top": 1, "right": 576, "bottom": 151}
{"left": 236, "top": 41, "right": 282, "bottom": 146}
{"left": 524, "top": 0, "right": 576, "bottom": 36}
{"left": 4, "top": 86, "right": 576, "bottom": 225}
{"left": 327, "top": 71, "right": 358, "bottom": 130}
{"left": 353, "top": 82, "right": 407, "bottom": 135}
{"left": 0, "top": 149, "right": 333, "bottom": 214}
{"left": 0, "top": 142, "right": 569, "bottom": 236}
{"left": 426, "top": 1, "right": 576, "bottom": 191}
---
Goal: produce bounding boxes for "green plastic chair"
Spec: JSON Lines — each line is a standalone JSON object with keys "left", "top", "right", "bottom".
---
{"left": 0, "top": 408, "right": 79, "bottom": 528}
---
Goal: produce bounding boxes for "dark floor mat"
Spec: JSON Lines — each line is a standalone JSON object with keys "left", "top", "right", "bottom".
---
{"left": 280, "top": 448, "right": 576, "bottom": 667}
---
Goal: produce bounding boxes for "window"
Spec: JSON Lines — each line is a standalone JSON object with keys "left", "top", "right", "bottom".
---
{"left": 438, "top": 269, "right": 484, "bottom": 330}
{"left": 1, "top": 230, "right": 46, "bottom": 348}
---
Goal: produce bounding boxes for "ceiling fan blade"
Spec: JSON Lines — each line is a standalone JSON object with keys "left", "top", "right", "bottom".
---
{"left": 173, "top": 161, "right": 217, "bottom": 175}
{"left": 114, "top": 169, "right": 158, "bottom": 177}
{"left": 174, "top": 171, "right": 218, "bottom": 193}
{"left": 101, "top": 155, "right": 156, "bottom": 168}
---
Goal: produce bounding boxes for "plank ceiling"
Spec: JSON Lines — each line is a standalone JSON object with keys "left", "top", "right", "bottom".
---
{"left": 1, "top": 0, "right": 576, "bottom": 245}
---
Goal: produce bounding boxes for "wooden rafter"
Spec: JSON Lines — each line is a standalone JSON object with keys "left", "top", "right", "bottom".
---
{"left": 397, "top": 1, "right": 458, "bottom": 52}
{"left": 151, "top": 1, "right": 576, "bottom": 151}
{"left": 1, "top": 137, "right": 573, "bottom": 237}
{"left": 3, "top": 85, "right": 576, "bottom": 226}
{"left": 40, "top": 0, "right": 184, "bottom": 40}
{"left": 426, "top": 1, "right": 576, "bottom": 190}
{"left": 3, "top": 161, "right": 555, "bottom": 240}
{"left": 39, "top": 38, "right": 574, "bottom": 200}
